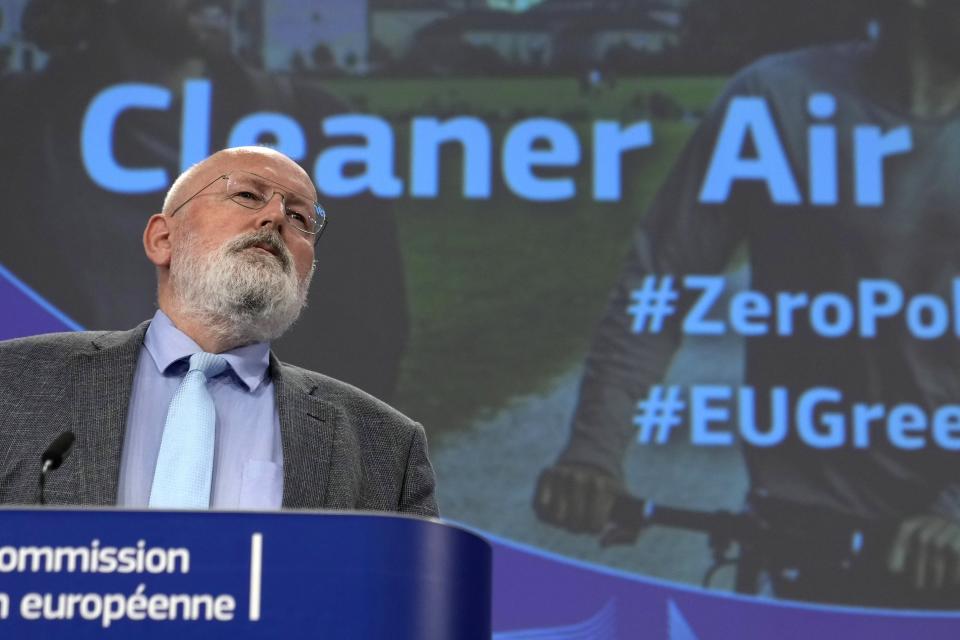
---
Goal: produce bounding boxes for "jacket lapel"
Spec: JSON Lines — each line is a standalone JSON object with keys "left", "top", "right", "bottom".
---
{"left": 70, "top": 322, "right": 149, "bottom": 505}
{"left": 273, "top": 357, "right": 337, "bottom": 509}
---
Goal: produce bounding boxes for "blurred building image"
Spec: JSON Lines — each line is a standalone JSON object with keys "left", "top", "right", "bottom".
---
{"left": 0, "top": 0, "right": 371, "bottom": 76}
{"left": 262, "top": 0, "right": 368, "bottom": 73}
{"left": 388, "top": 0, "right": 682, "bottom": 72}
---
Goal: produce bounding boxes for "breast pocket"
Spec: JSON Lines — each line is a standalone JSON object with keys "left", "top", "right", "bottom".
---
{"left": 239, "top": 460, "right": 282, "bottom": 509}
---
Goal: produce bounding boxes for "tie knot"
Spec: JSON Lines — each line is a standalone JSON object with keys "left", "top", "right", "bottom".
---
{"left": 187, "top": 352, "right": 229, "bottom": 380}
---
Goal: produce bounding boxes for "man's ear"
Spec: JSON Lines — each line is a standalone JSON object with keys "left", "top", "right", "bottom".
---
{"left": 143, "top": 213, "right": 173, "bottom": 268}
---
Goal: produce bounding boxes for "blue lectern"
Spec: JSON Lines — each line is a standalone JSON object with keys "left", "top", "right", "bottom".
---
{"left": 0, "top": 508, "right": 491, "bottom": 638}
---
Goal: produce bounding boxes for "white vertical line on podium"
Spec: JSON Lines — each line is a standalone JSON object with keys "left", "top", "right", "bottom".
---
{"left": 249, "top": 532, "right": 263, "bottom": 621}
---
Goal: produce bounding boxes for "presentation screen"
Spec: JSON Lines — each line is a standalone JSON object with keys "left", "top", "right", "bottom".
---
{"left": 2, "top": 0, "right": 959, "bottom": 635}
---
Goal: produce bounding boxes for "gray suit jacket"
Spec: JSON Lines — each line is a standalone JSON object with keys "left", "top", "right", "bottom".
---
{"left": 0, "top": 322, "right": 438, "bottom": 517}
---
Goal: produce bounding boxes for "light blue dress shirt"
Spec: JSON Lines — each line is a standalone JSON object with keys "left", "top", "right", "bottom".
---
{"left": 117, "top": 310, "right": 283, "bottom": 509}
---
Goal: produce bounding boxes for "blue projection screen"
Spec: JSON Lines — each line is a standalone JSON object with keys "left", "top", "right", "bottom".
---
{"left": 2, "top": 0, "right": 960, "bottom": 636}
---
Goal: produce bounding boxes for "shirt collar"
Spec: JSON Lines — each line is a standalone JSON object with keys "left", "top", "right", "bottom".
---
{"left": 143, "top": 310, "right": 271, "bottom": 392}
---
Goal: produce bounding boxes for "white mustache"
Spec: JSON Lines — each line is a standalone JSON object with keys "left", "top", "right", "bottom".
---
{"left": 227, "top": 230, "right": 292, "bottom": 272}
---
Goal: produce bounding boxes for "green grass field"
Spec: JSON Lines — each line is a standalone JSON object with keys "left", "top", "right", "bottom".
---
{"left": 323, "top": 76, "right": 725, "bottom": 119}
{"left": 322, "top": 77, "right": 726, "bottom": 433}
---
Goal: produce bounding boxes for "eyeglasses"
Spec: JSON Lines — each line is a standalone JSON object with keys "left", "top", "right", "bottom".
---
{"left": 168, "top": 170, "right": 328, "bottom": 242}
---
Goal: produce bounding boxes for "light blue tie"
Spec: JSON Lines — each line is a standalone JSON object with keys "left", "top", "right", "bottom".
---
{"left": 149, "top": 352, "right": 229, "bottom": 509}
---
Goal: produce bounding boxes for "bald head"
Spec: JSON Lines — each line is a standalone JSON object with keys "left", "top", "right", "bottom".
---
{"left": 162, "top": 146, "right": 317, "bottom": 216}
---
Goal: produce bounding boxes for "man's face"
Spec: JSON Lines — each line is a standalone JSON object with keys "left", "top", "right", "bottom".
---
{"left": 173, "top": 152, "right": 318, "bottom": 287}
{"left": 166, "top": 151, "right": 319, "bottom": 343}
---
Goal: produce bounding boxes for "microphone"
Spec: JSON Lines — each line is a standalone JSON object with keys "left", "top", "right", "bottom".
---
{"left": 41, "top": 431, "right": 75, "bottom": 473}
{"left": 38, "top": 431, "right": 75, "bottom": 504}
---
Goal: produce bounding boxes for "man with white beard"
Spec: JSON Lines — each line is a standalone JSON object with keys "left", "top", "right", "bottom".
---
{"left": 0, "top": 146, "right": 438, "bottom": 517}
